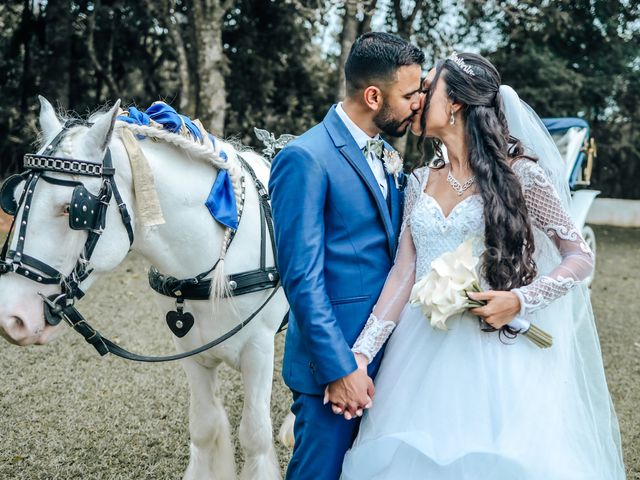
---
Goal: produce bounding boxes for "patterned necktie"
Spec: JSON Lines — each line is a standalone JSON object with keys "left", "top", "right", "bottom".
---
{"left": 363, "top": 139, "right": 384, "bottom": 159}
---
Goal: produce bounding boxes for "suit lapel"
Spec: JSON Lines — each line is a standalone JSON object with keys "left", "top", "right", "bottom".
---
{"left": 323, "top": 106, "right": 395, "bottom": 256}
{"left": 387, "top": 172, "right": 401, "bottom": 241}
{"left": 381, "top": 139, "right": 402, "bottom": 253}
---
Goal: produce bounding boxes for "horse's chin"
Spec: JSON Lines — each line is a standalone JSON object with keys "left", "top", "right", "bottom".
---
{"left": 0, "top": 328, "right": 22, "bottom": 345}
{"left": 34, "top": 323, "right": 65, "bottom": 344}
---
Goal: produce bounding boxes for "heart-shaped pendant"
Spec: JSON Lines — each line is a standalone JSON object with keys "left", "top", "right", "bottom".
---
{"left": 166, "top": 310, "right": 195, "bottom": 338}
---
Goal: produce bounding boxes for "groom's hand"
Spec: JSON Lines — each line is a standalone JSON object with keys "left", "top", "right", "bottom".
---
{"left": 324, "top": 365, "right": 374, "bottom": 420}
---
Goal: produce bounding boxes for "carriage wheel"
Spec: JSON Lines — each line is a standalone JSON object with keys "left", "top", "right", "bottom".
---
{"left": 582, "top": 225, "right": 596, "bottom": 287}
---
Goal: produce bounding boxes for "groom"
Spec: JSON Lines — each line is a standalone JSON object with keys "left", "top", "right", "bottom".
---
{"left": 270, "top": 32, "right": 423, "bottom": 479}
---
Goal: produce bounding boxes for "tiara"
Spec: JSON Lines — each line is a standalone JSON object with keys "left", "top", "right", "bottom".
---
{"left": 448, "top": 51, "right": 476, "bottom": 76}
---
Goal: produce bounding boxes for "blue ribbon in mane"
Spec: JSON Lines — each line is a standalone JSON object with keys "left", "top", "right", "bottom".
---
{"left": 117, "top": 102, "right": 202, "bottom": 141}
{"left": 118, "top": 103, "right": 238, "bottom": 230}
{"left": 205, "top": 135, "right": 238, "bottom": 230}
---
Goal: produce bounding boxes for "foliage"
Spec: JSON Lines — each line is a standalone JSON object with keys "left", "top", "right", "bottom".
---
{"left": 223, "top": 0, "right": 336, "bottom": 144}
{"left": 464, "top": 0, "right": 640, "bottom": 198}
{"left": 0, "top": 0, "right": 638, "bottom": 198}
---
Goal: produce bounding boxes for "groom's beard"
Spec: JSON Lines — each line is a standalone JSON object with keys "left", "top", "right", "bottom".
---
{"left": 374, "top": 102, "right": 415, "bottom": 138}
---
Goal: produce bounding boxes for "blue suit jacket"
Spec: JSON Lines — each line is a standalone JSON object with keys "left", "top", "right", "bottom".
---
{"left": 269, "top": 106, "right": 403, "bottom": 395}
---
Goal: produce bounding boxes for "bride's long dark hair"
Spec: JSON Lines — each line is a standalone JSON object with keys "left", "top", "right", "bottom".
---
{"left": 421, "top": 53, "right": 537, "bottom": 291}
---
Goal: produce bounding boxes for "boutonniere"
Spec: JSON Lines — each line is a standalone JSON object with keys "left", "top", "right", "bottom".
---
{"left": 382, "top": 149, "right": 404, "bottom": 189}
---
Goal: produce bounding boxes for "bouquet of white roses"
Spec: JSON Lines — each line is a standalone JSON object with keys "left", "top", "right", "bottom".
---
{"left": 409, "top": 239, "right": 552, "bottom": 348}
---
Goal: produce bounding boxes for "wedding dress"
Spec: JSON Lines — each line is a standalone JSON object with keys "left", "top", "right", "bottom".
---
{"left": 340, "top": 161, "right": 625, "bottom": 480}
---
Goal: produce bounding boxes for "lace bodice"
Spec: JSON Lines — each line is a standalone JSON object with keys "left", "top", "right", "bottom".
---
{"left": 352, "top": 160, "right": 594, "bottom": 363}
{"left": 411, "top": 188, "right": 485, "bottom": 281}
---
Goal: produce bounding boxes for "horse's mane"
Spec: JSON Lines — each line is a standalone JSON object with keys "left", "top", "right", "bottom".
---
{"left": 52, "top": 105, "right": 253, "bottom": 304}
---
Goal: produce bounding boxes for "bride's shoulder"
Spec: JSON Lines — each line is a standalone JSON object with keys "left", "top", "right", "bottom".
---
{"left": 510, "top": 157, "right": 551, "bottom": 188}
{"left": 407, "top": 166, "right": 430, "bottom": 190}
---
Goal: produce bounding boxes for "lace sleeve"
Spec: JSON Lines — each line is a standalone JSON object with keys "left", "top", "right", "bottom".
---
{"left": 351, "top": 171, "right": 424, "bottom": 363}
{"left": 511, "top": 160, "right": 594, "bottom": 316}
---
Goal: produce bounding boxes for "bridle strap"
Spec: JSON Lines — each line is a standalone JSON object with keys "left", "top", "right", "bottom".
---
{"left": 103, "top": 150, "right": 134, "bottom": 245}
{"left": 0, "top": 121, "right": 135, "bottom": 318}
{"left": 3, "top": 122, "right": 284, "bottom": 359}
{"left": 41, "top": 282, "right": 281, "bottom": 362}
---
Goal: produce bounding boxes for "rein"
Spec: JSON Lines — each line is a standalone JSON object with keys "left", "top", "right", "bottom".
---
{"left": 0, "top": 122, "right": 284, "bottom": 362}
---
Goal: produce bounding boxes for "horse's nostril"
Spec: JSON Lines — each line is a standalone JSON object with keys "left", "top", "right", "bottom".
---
{"left": 12, "top": 316, "right": 25, "bottom": 330}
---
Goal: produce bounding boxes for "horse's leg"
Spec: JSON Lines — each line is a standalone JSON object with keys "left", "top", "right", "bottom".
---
{"left": 238, "top": 333, "right": 281, "bottom": 480}
{"left": 182, "top": 357, "right": 237, "bottom": 480}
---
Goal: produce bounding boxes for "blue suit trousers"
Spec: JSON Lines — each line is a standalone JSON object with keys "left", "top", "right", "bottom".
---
{"left": 285, "top": 392, "right": 360, "bottom": 480}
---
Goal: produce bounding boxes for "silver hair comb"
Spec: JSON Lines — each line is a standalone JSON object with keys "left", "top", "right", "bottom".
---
{"left": 448, "top": 52, "right": 476, "bottom": 76}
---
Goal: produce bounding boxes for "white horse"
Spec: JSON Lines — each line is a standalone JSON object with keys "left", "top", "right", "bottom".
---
{"left": 0, "top": 97, "right": 289, "bottom": 480}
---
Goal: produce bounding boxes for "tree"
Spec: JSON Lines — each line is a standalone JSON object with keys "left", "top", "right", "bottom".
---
{"left": 336, "top": 0, "right": 378, "bottom": 100}
{"left": 464, "top": 0, "right": 640, "bottom": 198}
{"left": 223, "top": 0, "right": 336, "bottom": 143}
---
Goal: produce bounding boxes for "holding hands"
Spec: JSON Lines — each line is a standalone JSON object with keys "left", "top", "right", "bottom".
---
{"left": 324, "top": 353, "right": 374, "bottom": 420}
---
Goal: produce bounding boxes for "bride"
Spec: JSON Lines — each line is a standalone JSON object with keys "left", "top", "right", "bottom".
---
{"left": 338, "top": 52, "right": 625, "bottom": 479}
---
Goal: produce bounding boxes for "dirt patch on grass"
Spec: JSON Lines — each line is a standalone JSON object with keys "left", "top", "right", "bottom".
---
{"left": 0, "top": 226, "right": 638, "bottom": 479}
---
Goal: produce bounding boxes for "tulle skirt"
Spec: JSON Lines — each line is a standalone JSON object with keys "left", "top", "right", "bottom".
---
{"left": 341, "top": 298, "right": 624, "bottom": 480}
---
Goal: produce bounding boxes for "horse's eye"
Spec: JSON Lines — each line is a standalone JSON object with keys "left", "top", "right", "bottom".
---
{"left": 62, "top": 204, "right": 70, "bottom": 216}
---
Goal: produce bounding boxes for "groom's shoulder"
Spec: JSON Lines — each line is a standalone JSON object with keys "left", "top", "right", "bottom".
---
{"left": 278, "top": 121, "right": 333, "bottom": 159}
{"left": 292, "top": 122, "right": 328, "bottom": 147}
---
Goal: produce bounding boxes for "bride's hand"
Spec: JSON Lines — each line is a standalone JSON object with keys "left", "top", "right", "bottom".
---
{"left": 354, "top": 352, "right": 368, "bottom": 371}
{"left": 326, "top": 353, "right": 374, "bottom": 420}
{"left": 467, "top": 291, "right": 521, "bottom": 329}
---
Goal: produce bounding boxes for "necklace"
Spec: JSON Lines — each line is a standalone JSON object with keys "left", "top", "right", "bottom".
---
{"left": 447, "top": 169, "right": 476, "bottom": 196}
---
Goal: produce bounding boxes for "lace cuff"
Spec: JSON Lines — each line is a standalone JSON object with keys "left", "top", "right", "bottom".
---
{"left": 512, "top": 275, "right": 576, "bottom": 316}
{"left": 352, "top": 313, "right": 396, "bottom": 363}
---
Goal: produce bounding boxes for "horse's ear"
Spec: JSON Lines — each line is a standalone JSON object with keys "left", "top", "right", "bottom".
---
{"left": 38, "top": 95, "right": 62, "bottom": 142}
{"left": 85, "top": 99, "right": 121, "bottom": 153}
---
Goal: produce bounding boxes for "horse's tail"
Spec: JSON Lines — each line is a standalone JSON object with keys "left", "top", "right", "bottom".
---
{"left": 278, "top": 412, "right": 295, "bottom": 448}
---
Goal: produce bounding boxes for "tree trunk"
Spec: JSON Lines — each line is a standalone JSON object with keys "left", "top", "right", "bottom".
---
{"left": 357, "top": 0, "right": 377, "bottom": 36}
{"left": 336, "top": 0, "right": 359, "bottom": 101}
{"left": 190, "top": 0, "right": 230, "bottom": 135}
{"left": 144, "top": 0, "right": 195, "bottom": 117}
{"left": 390, "top": 0, "right": 425, "bottom": 156}
{"left": 87, "top": 0, "right": 119, "bottom": 99}
{"left": 336, "top": 0, "right": 379, "bottom": 101}
{"left": 393, "top": 0, "right": 424, "bottom": 39}
{"left": 168, "top": 14, "right": 194, "bottom": 116}
{"left": 42, "top": 0, "right": 72, "bottom": 108}
{"left": 19, "top": 0, "right": 34, "bottom": 112}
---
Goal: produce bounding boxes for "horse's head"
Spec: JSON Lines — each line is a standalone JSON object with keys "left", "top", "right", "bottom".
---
{"left": 0, "top": 97, "right": 134, "bottom": 345}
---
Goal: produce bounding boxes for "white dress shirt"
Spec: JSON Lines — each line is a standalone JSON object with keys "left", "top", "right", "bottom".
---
{"left": 335, "top": 103, "right": 388, "bottom": 199}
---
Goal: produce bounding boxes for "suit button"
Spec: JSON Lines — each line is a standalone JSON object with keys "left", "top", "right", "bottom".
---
{"left": 309, "top": 361, "right": 316, "bottom": 372}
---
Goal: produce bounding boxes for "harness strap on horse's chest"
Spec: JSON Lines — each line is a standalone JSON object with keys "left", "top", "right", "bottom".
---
{"left": 148, "top": 153, "right": 279, "bottom": 302}
{"left": 149, "top": 266, "right": 279, "bottom": 299}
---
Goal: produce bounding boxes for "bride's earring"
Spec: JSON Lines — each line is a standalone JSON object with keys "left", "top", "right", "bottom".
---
{"left": 450, "top": 110, "right": 456, "bottom": 126}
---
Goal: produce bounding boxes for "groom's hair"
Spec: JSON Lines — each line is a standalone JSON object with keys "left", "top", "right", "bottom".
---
{"left": 345, "top": 32, "right": 424, "bottom": 97}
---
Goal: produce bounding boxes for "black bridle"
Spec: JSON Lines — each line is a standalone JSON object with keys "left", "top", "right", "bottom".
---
{"left": 0, "top": 121, "right": 284, "bottom": 361}
{"left": 0, "top": 120, "right": 134, "bottom": 314}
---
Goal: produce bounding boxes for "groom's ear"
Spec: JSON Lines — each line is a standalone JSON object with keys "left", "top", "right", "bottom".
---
{"left": 363, "top": 86, "right": 383, "bottom": 112}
